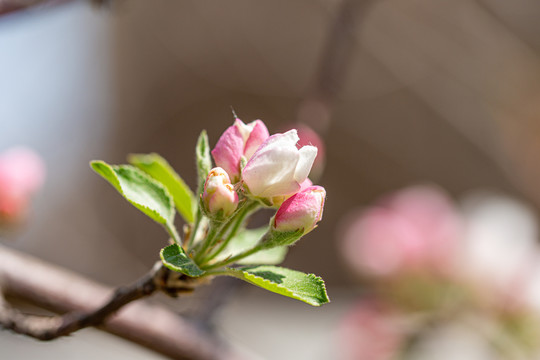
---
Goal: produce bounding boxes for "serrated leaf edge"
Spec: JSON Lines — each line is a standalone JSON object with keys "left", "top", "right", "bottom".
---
{"left": 159, "top": 245, "right": 204, "bottom": 277}
{"left": 226, "top": 267, "right": 330, "bottom": 306}
{"left": 91, "top": 161, "right": 176, "bottom": 225}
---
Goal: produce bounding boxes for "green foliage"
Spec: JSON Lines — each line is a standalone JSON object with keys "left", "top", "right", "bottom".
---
{"left": 90, "top": 161, "right": 179, "bottom": 242}
{"left": 160, "top": 244, "right": 204, "bottom": 277}
{"left": 224, "top": 266, "right": 329, "bottom": 306}
{"left": 221, "top": 227, "right": 288, "bottom": 265}
{"left": 129, "top": 153, "right": 195, "bottom": 223}
{"left": 196, "top": 130, "right": 212, "bottom": 195}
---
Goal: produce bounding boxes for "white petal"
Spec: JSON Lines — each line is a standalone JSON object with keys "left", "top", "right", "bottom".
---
{"left": 260, "top": 129, "right": 298, "bottom": 150}
{"left": 243, "top": 147, "right": 298, "bottom": 197}
{"left": 294, "top": 145, "right": 317, "bottom": 183}
{"left": 242, "top": 130, "right": 304, "bottom": 198}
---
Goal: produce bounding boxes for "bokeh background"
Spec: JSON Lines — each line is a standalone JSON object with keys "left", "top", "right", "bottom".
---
{"left": 3, "top": 0, "right": 540, "bottom": 358}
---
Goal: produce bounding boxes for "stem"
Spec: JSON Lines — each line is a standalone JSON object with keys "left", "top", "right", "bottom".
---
{"left": 202, "top": 201, "right": 259, "bottom": 264}
{"left": 166, "top": 224, "right": 181, "bottom": 245}
{"left": 186, "top": 208, "right": 203, "bottom": 251}
{"left": 201, "top": 239, "right": 267, "bottom": 271}
{"left": 193, "top": 225, "right": 219, "bottom": 263}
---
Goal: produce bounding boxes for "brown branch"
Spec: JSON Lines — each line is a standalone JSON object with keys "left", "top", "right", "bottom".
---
{"left": 0, "top": 0, "right": 113, "bottom": 16}
{"left": 0, "top": 263, "right": 159, "bottom": 340}
{"left": 0, "top": 245, "right": 244, "bottom": 360}
{"left": 297, "top": 0, "right": 376, "bottom": 134}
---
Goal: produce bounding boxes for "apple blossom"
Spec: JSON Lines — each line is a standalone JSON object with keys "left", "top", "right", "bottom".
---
{"left": 201, "top": 167, "right": 238, "bottom": 218}
{"left": 0, "top": 147, "right": 45, "bottom": 221}
{"left": 460, "top": 193, "right": 538, "bottom": 295}
{"left": 242, "top": 130, "right": 317, "bottom": 202}
{"left": 340, "top": 186, "right": 461, "bottom": 277}
{"left": 211, "top": 119, "right": 269, "bottom": 182}
{"left": 273, "top": 185, "right": 325, "bottom": 235}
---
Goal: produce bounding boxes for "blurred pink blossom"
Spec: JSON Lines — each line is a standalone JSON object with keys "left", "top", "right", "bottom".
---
{"left": 338, "top": 299, "right": 403, "bottom": 360}
{"left": 340, "top": 185, "right": 462, "bottom": 277}
{"left": 0, "top": 147, "right": 45, "bottom": 222}
{"left": 460, "top": 193, "right": 539, "bottom": 305}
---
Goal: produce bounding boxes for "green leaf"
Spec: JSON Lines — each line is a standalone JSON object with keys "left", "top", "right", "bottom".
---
{"left": 224, "top": 266, "right": 329, "bottom": 306}
{"left": 91, "top": 161, "right": 180, "bottom": 242}
{"left": 220, "top": 227, "right": 288, "bottom": 265}
{"left": 160, "top": 244, "right": 204, "bottom": 277}
{"left": 128, "top": 153, "right": 195, "bottom": 223}
{"left": 196, "top": 130, "right": 212, "bottom": 195}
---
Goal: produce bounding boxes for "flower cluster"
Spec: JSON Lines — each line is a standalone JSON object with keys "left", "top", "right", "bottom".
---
{"left": 338, "top": 186, "right": 540, "bottom": 359}
{"left": 91, "top": 117, "right": 329, "bottom": 306}
{"left": 206, "top": 119, "right": 325, "bottom": 236}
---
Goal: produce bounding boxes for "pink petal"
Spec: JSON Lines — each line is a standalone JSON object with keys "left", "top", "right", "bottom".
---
{"left": 211, "top": 124, "right": 244, "bottom": 181}
{"left": 274, "top": 186, "right": 325, "bottom": 234}
{"left": 243, "top": 120, "right": 269, "bottom": 160}
{"left": 299, "top": 178, "right": 313, "bottom": 191}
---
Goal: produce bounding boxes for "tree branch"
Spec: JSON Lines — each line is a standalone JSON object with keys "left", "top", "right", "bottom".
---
{"left": 297, "top": 0, "right": 375, "bottom": 133}
{"left": 0, "top": 245, "right": 243, "bottom": 360}
{"left": 0, "top": 263, "right": 159, "bottom": 340}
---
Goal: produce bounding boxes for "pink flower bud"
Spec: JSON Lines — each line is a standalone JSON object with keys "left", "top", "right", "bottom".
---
{"left": 273, "top": 186, "right": 325, "bottom": 235}
{"left": 0, "top": 147, "right": 45, "bottom": 221}
{"left": 202, "top": 167, "right": 239, "bottom": 217}
{"left": 211, "top": 119, "right": 269, "bottom": 182}
{"left": 242, "top": 130, "right": 318, "bottom": 200}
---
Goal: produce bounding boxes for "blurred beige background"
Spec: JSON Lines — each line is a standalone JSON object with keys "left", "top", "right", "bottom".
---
{"left": 2, "top": 0, "right": 540, "bottom": 358}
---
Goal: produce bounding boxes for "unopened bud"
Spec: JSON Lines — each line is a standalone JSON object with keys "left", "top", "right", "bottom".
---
{"left": 202, "top": 167, "right": 238, "bottom": 218}
{"left": 273, "top": 186, "right": 326, "bottom": 235}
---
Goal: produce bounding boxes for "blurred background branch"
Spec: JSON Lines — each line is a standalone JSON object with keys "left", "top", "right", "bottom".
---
{"left": 0, "top": 245, "right": 242, "bottom": 360}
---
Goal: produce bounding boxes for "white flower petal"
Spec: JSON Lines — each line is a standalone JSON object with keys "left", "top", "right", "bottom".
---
{"left": 259, "top": 129, "right": 298, "bottom": 149}
{"left": 294, "top": 145, "right": 317, "bottom": 183}
{"left": 242, "top": 129, "right": 315, "bottom": 198}
{"left": 243, "top": 146, "right": 298, "bottom": 197}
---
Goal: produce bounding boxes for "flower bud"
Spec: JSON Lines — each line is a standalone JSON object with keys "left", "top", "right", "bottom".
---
{"left": 211, "top": 119, "right": 269, "bottom": 182}
{"left": 273, "top": 185, "right": 325, "bottom": 235}
{"left": 202, "top": 167, "right": 238, "bottom": 218}
{"left": 242, "top": 130, "right": 317, "bottom": 203}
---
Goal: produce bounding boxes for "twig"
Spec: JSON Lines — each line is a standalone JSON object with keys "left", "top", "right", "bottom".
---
{"left": 0, "top": 245, "right": 243, "bottom": 360}
{"left": 0, "top": 264, "right": 159, "bottom": 340}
